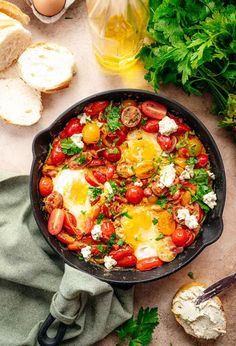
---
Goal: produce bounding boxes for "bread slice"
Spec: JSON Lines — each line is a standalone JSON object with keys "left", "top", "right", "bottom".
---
{"left": 172, "top": 282, "right": 226, "bottom": 340}
{"left": 0, "top": 78, "right": 42, "bottom": 126}
{"left": 0, "top": 0, "right": 30, "bottom": 26}
{"left": 0, "top": 12, "right": 31, "bottom": 71}
{"left": 18, "top": 42, "right": 76, "bottom": 93}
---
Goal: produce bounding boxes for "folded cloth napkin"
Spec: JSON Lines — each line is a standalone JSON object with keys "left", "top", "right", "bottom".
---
{"left": 0, "top": 174, "right": 134, "bottom": 346}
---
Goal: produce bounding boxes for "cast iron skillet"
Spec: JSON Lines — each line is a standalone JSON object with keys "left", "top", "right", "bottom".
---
{"left": 30, "top": 89, "right": 226, "bottom": 345}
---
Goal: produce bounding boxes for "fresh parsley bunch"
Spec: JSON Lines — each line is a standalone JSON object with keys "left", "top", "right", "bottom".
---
{"left": 139, "top": 0, "right": 236, "bottom": 133}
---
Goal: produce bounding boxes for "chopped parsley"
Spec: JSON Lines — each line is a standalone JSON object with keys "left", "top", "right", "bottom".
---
{"left": 106, "top": 103, "right": 122, "bottom": 132}
{"left": 176, "top": 132, "right": 189, "bottom": 150}
{"left": 152, "top": 218, "right": 158, "bottom": 225}
{"left": 97, "top": 244, "right": 104, "bottom": 253}
{"left": 186, "top": 157, "right": 197, "bottom": 165}
{"left": 97, "top": 212, "right": 104, "bottom": 224}
{"left": 155, "top": 233, "right": 164, "bottom": 241}
{"left": 117, "top": 239, "right": 125, "bottom": 247}
{"left": 155, "top": 197, "right": 167, "bottom": 208}
{"left": 188, "top": 272, "right": 194, "bottom": 279}
{"left": 62, "top": 165, "right": 69, "bottom": 170}
{"left": 121, "top": 212, "right": 133, "bottom": 219}
{"left": 46, "top": 143, "right": 52, "bottom": 160}
{"left": 169, "top": 184, "right": 182, "bottom": 195}
{"left": 118, "top": 187, "right": 127, "bottom": 196}
{"left": 141, "top": 118, "right": 147, "bottom": 126}
{"left": 81, "top": 210, "right": 86, "bottom": 215}
{"left": 75, "top": 155, "right": 86, "bottom": 165}
{"left": 191, "top": 169, "right": 209, "bottom": 185}
{"left": 132, "top": 176, "right": 137, "bottom": 182}
{"left": 108, "top": 147, "right": 120, "bottom": 154}
{"left": 61, "top": 138, "right": 82, "bottom": 156}
{"left": 107, "top": 232, "right": 117, "bottom": 247}
{"left": 89, "top": 187, "right": 102, "bottom": 200}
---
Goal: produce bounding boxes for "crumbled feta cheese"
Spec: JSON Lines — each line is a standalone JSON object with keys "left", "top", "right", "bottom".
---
{"left": 135, "top": 245, "right": 157, "bottom": 260}
{"left": 159, "top": 116, "right": 178, "bottom": 136}
{"left": 81, "top": 246, "right": 92, "bottom": 261}
{"left": 177, "top": 208, "right": 190, "bottom": 221}
{"left": 185, "top": 214, "right": 199, "bottom": 229}
{"left": 207, "top": 170, "right": 215, "bottom": 180}
{"left": 71, "top": 133, "right": 84, "bottom": 149}
{"left": 79, "top": 113, "right": 91, "bottom": 125}
{"left": 179, "top": 165, "right": 194, "bottom": 181}
{"left": 104, "top": 256, "right": 117, "bottom": 270}
{"left": 91, "top": 224, "right": 102, "bottom": 241}
{"left": 203, "top": 191, "right": 217, "bottom": 209}
{"left": 134, "top": 181, "right": 143, "bottom": 187}
{"left": 103, "top": 181, "right": 113, "bottom": 195}
{"left": 159, "top": 163, "right": 176, "bottom": 187}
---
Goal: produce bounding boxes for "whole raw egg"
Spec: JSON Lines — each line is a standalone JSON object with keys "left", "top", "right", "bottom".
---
{"left": 33, "top": 0, "right": 66, "bottom": 17}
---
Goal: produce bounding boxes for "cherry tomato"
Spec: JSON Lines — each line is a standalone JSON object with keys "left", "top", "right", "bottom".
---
{"left": 39, "top": 177, "right": 53, "bottom": 197}
{"left": 103, "top": 147, "right": 121, "bottom": 162}
{"left": 165, "top": 136, "right": 177, "bottom": 153}
{"left": 144, "top": 187, "right": 152, "bottom": 197}
{"left": 109, "top": 245, "right": 133, "bottom": 261}
{"left": 191, "top": 203, "right": 203, "bottom": 222}
{"left": 64, "top": 118, "right": 83, "bottom": 137}
{"left": 121, "top": 106, "right": 141, "bottom": 128}
{"left": 56, "top": 232, "right": 75, "bottom": 245}
{"left": 106, "top": 164, "right": 116, "bottom": 180}
{"left": 178, "top": 147, "right": 189, "bottom": 158}
{"left": 156, "top": 134, "right": 173, "bottom": 151}
{"left": 184, "top": 230, "right": 195, "bottom": 247}
{"left": 143, "top": 119, "right": 159, "bottom": 133}
{"left": 141, "top": 101, "right": 167, "bottom": 120}
{"left": 85, "top": 173, "right": 99, "bottom": 187}
{"left": 116, "top": 129, "right": 127, "bottom": 146}
{"left": 84, "top": 101, "right": 109, "bottom": 116}
{"left": 101, "top": 205, "right": 110, "bottom": 218}
{"left": 101, "top": 221, "right": 115, "bottom": 243}
{"left": 82, "top": 123, "right": 100, "bottom": 144}
{"left": 48, "top": 208, "right": 65, "bottom": 235}
{"left": 51, "top": 140, "right": 66, "bottom": 166}
{"left": 177, "top": 123, "right": 191, "bottom": 132}
{"left": 172, "top": 228, "right": 189, "bottom": 247}
{"left": 196, "top": 153, "right": 209, "bottom": 168}
{"left": 125, "top": 186, "right": 144, "bottom": 204}
{"left": 187, "top": 137, "right": 203, "bottom": 156}
{"left": 93, "top": 171, "right": 107, "bottom": 184}
{"left": 87, "top": 159, "right": 105, "bottom": 167}
{"left": 136, "top": 256, "right": 163, "bottom": 271}
{"left": 64, "top": 212, "right": 77, "bottom": 235}
{"left": 59, "top": 129, "right": 68, "bottom": 139}
{"left": 84, "top": 217, "right": 94, "bottom": 234}
{"left": 156, "top": 237, "right": 177, "bottom": 262}
{"left": 117, "top": 255, "right": 137, "bottom": 267}
{"left": 122, "top": 99, "right": 138, "bottom": 108}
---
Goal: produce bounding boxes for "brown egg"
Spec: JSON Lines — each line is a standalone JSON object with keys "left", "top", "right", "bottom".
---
{"left": 33, "top": 0, "right": 66, "bottom": 17}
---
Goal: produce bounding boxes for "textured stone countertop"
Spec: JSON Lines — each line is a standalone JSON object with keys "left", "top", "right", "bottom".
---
{"left": 1, "top": 1, "right": 236, "bottom": 345}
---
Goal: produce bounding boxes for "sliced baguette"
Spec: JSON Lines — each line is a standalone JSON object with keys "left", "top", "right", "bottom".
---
{"left": 0, "top": 0, "right": 30, "bottom": 26}
{"left": 0, "top": 78, "right": 42, "bottom": 126}
{"left": 18, "top": 42, "right": 76, "bottom": 93}
{"left": 0, "top": 12, "right": 31, "bottom": 71}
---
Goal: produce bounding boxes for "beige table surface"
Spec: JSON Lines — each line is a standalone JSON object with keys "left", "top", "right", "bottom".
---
{"left": 1, "top": 1, "right": 236, "bottom": 345}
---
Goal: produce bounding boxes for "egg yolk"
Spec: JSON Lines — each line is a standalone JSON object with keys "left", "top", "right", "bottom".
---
{"left": 64, "top": 179, "right": 88, "bottom": 206}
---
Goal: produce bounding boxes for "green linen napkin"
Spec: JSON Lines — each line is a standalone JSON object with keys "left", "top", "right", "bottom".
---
{"left": 0, "top": 174, "right": 134, "bottom": 346}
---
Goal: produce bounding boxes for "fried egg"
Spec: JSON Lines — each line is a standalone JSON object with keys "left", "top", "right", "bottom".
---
{"left": 53, "top": 169, "right": 91, "bottom": 229}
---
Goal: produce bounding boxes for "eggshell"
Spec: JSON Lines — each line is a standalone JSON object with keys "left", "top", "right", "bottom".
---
{"left": 33, "top": 0, "right": 66, "bottom": 17}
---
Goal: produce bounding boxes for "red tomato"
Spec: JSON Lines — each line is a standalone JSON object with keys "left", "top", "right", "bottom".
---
{"left": 84, "top": 217, "right": 94, "bottom": 234}
{"left": 177, "top": 123, "right": 191, "bottom": 132}
{"left": 84, "top": 101, "right": 109, "bottom": 116}
{"left": 101, "top": 221, "right": 115, "bottom": 243}
{"left": 125, "top": 186, "right": 144, "bottom": 204}
{"left": 48, "top": 209, "right": 65, "bottom": 235}
{"left": 141, "top": 101, "right": 167, "bottom": 120}
{"left": 136, "top": 256, "right": 163, "bottom": 271}
{"left": 191, "top": 203, "right": 203, "bottom": 222}
{"left": 87, "top": 159, "right": 105, "bottom": 167}
{"left": 157, "top": 134, "right": 174, "bottom": 152}
{"left": 184, "top": 230, "right": 195, "bottom": 247}
{"left": 144, "top": 187, "right": 152, "bottom": 197}
{"left": 178, "top": 147, "right": 189, "bottom": 158}
{"left": 64, "top": 212, "right": 77, "bottom": 235}
{"left": 59, "top": 129, "right": 68, "bottom": 139}
{"left": 101, "top": 205, "right": 110, "bottom": 218}
{"left": 39, "top": 177, "right": 53, "bottom": 197}
{"left": 85, "top": 174, "right": 99, "bottom": 187}
{"left": 93, "top": 171, "right": 107, "bottom": 184}
{"left": 122, "top": 99, "right": 138, "bottom": 108}
{"left": 64, "top": 118, "right": 83, "bottom": 137}
{"left": 116, "top": 129, "right": 127, "bottom": 146}
{"left": 121, "top": 106, "right": 141, "bottom": 128}
{"left": 143, "top": 119, "right": 159, "bottom": 133}
{"left": 103, "top": 147, "right": 121, "bottom": 162}
{"left": 106, "top": 164, "right": 116, "bottom": 180}
{"left": 172, "top": 228, "right": 189, "bottom": 247}
{"left": 51, "top": 140, "right": 66, "bottom": 166}
{"left": 196, "top": 153, "right": 209, "bottom": 168}
{"left": 117, "top": 255, "right": 137, "bottom": 267}
{"left": 56, "top": 232, "right": 75, "bottom": 245}
{"left": 109, "top": 245, "right": 134, "bottom": 261}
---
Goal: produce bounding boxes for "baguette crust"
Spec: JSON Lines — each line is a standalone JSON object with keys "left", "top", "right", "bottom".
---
{"left": 0, "top": 0, "right": 30, "bottom": 26}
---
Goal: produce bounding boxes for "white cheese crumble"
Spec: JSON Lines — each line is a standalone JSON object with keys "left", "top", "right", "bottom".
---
{"left": 103, "top": 181, "right": 113, "bottom": 195}
{"left": 179, "top": 165, "right": 194, "bottom": 181}
{"left": 172, "top": 285, "right": 226, "bottom": 340}
{"left": 79, "top": 113, "right": 91, "bottom": 125}
{"left": 159, "top": 163, "right": 176, "bottom": 188}
{"left": 91, "top": 224, "right": 102, "bottom": 241}
{"left": 177, "top": 208, "right": 199, "bottom": 229}
{"left": 135, "top": 245, "right": 157, "bottom": 260}
{"left": 207, "top": 170, "right": 215, "bottom": 180}
{"left": 71, "top": 133, "right": 84, "bottom": 149}
{"left": 104, "top": 256, "right": 117, "bottom": 270}
{"left": 159, "top": 116, "right": 178, "bottom": 136}
{"left": 203, "top": 191, "right": 217, "bottom": 209}
{"left": 134, "top": 181, "right": 143, "bottom": 187}
{"left": 81, "top": 246, "right": 92, "bottom": 262}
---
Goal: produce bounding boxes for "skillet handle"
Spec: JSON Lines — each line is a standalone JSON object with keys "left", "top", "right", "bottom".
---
{"left": 37, "top": 313, "right": 67, "bottom": 346}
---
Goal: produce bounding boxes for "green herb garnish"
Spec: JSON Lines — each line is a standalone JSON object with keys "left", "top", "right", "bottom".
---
{"left": 46, "top": 143, "right": 52, "bottom": 161}
{"left": 117, "top": 239, "right": 125, "bottom": 247}
{"left": 132, "top": 176, "right": 137, "bottom": 182}
{"left": 106, "top": 103, "right": 122, "bottom": 132}
{"left": 188, "top": 272, "right": 194, "bottom": 279}
{"left": 75, "top": 155, "right": 86, "bottom": 165}
{"left": 97, "top": 212, "right": 104, "bottom": 224}
{"left": 155, "top": 233, "right": 164, "bottom": 241}
{"left": 61, "top": 138, "right": 82, "bottom": 156}
{"left": 89, "top": 187, "right": 102, "bottom": 200}
{"left": 107, "top": 232, "right": 117, "bottom": 247}
{"left": 155, "top": 197, "right": 167, "bottom": 208}
{"left": 186, "top": 157, "right": 197, "bottom": 165}
{"left": 152, "top": 218, "right": 158, "bottom": 225}
{"left": 169, "top": 184, "right": 182, "bottom": 195}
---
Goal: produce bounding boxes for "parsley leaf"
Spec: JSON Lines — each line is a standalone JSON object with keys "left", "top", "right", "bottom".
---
{"left": 132, "top": 176, "right": 137, "bottom": 182}
{"left": 169, "top": 184, "right": 182, "bottom": 195}
{"left": 107, "top": 232, "right": 117, "bottom": 247}
{"left": 191, "top": 169, "right": 209, "bottom": 185}
{"left": 155, "top": 233, "right": 164, "bottom": 241}
{"left": 97, "top": 212, "right": 104, "bottom": 224}
{"left": 117, "top": 239, "right": 125, "bottom": 247}
{"left": 61, "top": 138, "right": 82, "bottom": 156}
{"left": 89, "top": 187, "right": 102, "bottom": 200}
{"left": 105, "top": 103, "right": 122, "bottom": 132}
{"left": 188, "top": 271, "right": 194, "bottom": 279}
{"left": 152, "top": 218, "right": 158, "bottom": 225}
{"left": 46, "top": 143, "right": 52, "bottom": 160}
{"left": 186, "top": 157, "right": 197, "bottom": 165}
{"left": 155, "top": 197, "right": 167, "bottom": 208}
{"left": 75, "top": 155, "right": 86, "bottom": 165}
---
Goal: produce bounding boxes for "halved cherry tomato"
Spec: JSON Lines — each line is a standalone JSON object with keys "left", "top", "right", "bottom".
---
{"left": 101, "top": 204, "right": 110, "bottom": 218}
{"left": 91, "top": 205, "right": 101, "bottom": 221}
{"left": 191, "top": 203, "right": 203, "bottom": 222}
{"left": 109, "top": 245, "right": 133, "bottom": 261}
{"left": 178, "top": 147, "right": 189, "bottom": 158}
{"left": 64, "top": 212, "right": 77, "bottom": 235}
{"left": 56, "top": 232, "right": 75, "bottom": 244}
{"left": 106, "top": 164, "right": 115, "bottom": 180}
{"left": 177, "top": 123, "right": 191, "bottom": 132}
{"left": 59, "top": 129, "right": 68, "bottom": 139}
{"left": 165, "top": 136, "right": 177, "bottom": 153}
{"left": 85, "top": 173, "right": 99, "bottom": 187}
{"left": 93, "top": 170, "right": 107, "bottom": 184}
{"left": 158, "top": 210, "right": 176, "bottom": 235}
{"left": 157, "top": 134, "right": 173, "bottom": 152}
{"left": 122, "top": 99, "right": 138, "bottom": 108}
{"left": 51, "top": 140, "right": 66, "bottom": 166}
{"left": 64, "top": 118, "right": 83, "bottom": 137}
{"left": 84, "top": 101, "right": 109, "bottom": 116}
{"left": 156, "top": 237, "right": 177, "bottom": 262}
{"left": 184, "top": 230, "right": 195, "bottom": 247}
{"left": 125, "top": 186, "right": 144, "bottom": 204}
{"left": 116, "top": 129, "right": 127, "bottom": 146}
{"left": 39, "top": 177, "right": 53, "bottom": 197}
{"left": 187, "top": 137, "right": 203, "bottom": 156}
{"left": 167, "top": 189, "right": 181, "bottom": 201}
{"left": 143, "top": 119, "right": 159, "bottom": 133}
{"left": 84, "top": 217, "right": 94, "bottom": 234}
{"left": 82, "top": 123, "right": 100, "bottom": 144}
{"left": 172, "top": 228, "right": 189, "bottom": 247}
{"left": 141, "top": 101, "right": 167, "bottom": 120}
{"left": 121, "top": 106, "right": 141, "bottom": 128}
{"left": 103, "top": 147, "right": 121, "bottom": 162}
{"left": 144, "top": 187, "right": 152, "bottom": 197}
{"left": 101, "top": 221, "right": 115, "bottom": 243}
{"left": 196, "top": 153, "right": 209, "bottom": 168}
{"left": 48, "top": 208, "right": 65, "bottom": 235}
{"left": 87, "top": 159, "right": 105, "bottom": 167}
{"left": 91, "top": 244, "right": 106, "bottom": 256}
{"left": 136, "top": 256, "right": 163, "bottom": 271}
{"left": 117, "top": 255, "right": 137, "bottom": 267}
